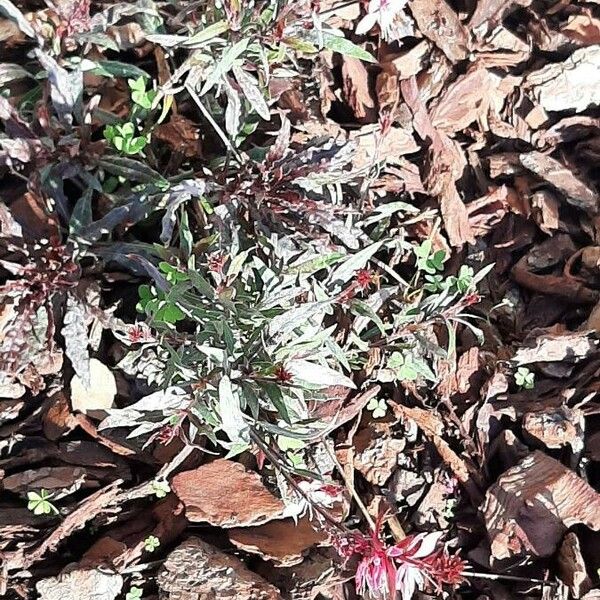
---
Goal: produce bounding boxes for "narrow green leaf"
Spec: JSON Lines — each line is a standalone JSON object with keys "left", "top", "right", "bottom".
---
{"left": 200, "top": 38, "right": 249, "bottom": 95}
{"left": 321, "top": 32, "right": 376, "bottom": 63}
{"left": 232, "top": 65, "right": 270, "bottom": 121}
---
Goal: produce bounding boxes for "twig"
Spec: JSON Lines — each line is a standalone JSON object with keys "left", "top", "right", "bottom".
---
{"left": 323, "top": 440, "right": 376, "bottom": 531}
{"left": 464, "top": 571, "right": 556, "bottom": 587}
{"left": 186, "top": 83, "right": 243, "bottom": 163}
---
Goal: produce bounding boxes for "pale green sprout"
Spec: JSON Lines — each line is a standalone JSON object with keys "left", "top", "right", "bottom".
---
{"left": 144, "top": 535, "right": 160, "bottom": 552}
{"left": 367, "top": 397, "right": 387, "bottom": 419}
{"left": 515, "top": 366, "right": 535, "bottom": 390}
{"left": 27, "top": 489, "right": 59, "bottom": 516}
{"left": 151, "top": 479, "right": 171, "bottom": 499}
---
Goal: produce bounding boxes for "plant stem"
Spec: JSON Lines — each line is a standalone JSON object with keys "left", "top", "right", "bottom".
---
{"left": 323, "top": 441, "right": 376, "bottom": 531}
{"left": 186, "top": 83, "right": 243, "bottom": 164}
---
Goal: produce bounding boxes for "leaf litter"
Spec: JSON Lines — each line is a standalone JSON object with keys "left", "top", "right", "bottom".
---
{"left": 1, "top": 0, "right": 600, "bottom": 599}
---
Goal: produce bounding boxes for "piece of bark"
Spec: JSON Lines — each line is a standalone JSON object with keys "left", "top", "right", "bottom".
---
{"left": 154, "top": 114, "right": 201, "bottom": 158}
{"left": 342, "top": 57, "right": 376, "bottom": 122}
{"left": 1, "top": 480, "right": 122, "bottom": 576}
{"left": 522, "top": 406, "right": 584, "bottom": 453}
{"left": 519, "top": 152, "right": 599, "bottom": 215}
{"left": 560, "top": 12, "right": 600, "bottom": 47}
{"left": 531, "top": 190, "right": 560, "bottom": 234}
{"left": 558, "top": 532, "right": 592, "bottom": 599}
{"left": 171, "top": 459, "right": 285, "bottom": 527}
{"left": 348, "top": 124, "right": 419, "bottom": 171}
{"left": 470, "top": 0, "right": 533, "bottom": 30}
{"left": 526, "top": 46, "right": 600, "bottom": 114}
{"left": 228, "top": 517, "right": 325, "bottom": 566}
{"left": 409, "top": 0, "right": 469, "bottom": 63}
{"left": 158, "top": 537, "right": 283, "bottom": 600}
{"left": 36, "top": 568, "right": 123, "bottom": 600}
{"left": 431, "top": 69, "right": 513, "bottom": 134}
{"left": 384, "top": 41, "right": 430, "bottom": 79}
{"left": 401, "top": 76, "right": 474, "bottom": 247}
{"left": 482, "top": 451, "right": 600, "bottom": 562}
{"left": 473, "top": 25, "right": 531, "bottom": 68}
{"left": 353, "top": 425, "right": 406, "bottom": 485}
{"left": 512, "top": 330, "right": 598, "bottom": 365}
{"left": 392, "top": 403, "right": 482, "bottom": 505}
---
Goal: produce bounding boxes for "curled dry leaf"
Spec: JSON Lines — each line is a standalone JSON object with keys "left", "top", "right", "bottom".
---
{"left": 482, "top": 451, "right": 600, "bottom": 561}
{"left": 171, "top": 459, "right": 286, "bottom": 527}
{"left": 158, "top": 537, "right": 283, "bottom": 600}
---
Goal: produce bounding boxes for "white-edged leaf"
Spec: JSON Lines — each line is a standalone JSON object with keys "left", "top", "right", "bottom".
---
{"left": 287, "top": 359, "right": 356, "bottom": 389}
{"left": 329, "top": 240, "right": 382, "bottom": 285}
{"left": 321, "top": 31, "right": 376, "bottom": 63}
{"left": 62, "top": 297, "right": 91, "bottom": 388}
{"left": 0, "top": 63, "right": 32, "bottom": 85}
{"left": 268, "top": 301, "right": 328, "bottom": 337}
{"left": 98, "top": 407, "right": 144, "bottom": 431}
{"left": 218, "top": 376, "right": 249, "bottom": 443}
{"left": 232, "top": 65, "right": 270, "bottom": 120}
{"left": 200, "top": 38, "right": 249, "bottom": 95}
{"left": 223, "top": 76, "right": 241, "bottom": 137}
{"left": 0, "top": 0, "right": 36, "bottom": 38}
{"left": 36, "top": 51, "right": 83, "bottom": 124}
{"left": 184, "top": 20, "right": 229, "bottom": 47}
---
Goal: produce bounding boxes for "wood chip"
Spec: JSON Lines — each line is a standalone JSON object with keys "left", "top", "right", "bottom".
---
{"left": 70, "top": 359, "right": 117, "bottom": 414}
{"left": 558, "top": 532, "right": 592, "bottom": 599}
{"left": 342, "top": 57, "right": 376, "bottom": 122}
{"left": 482, "top": 451, "right": 600, "bottom": 561}
{"left": 158, "top": 537, "right": 283, "bottom": 600}
{"left": 526, "top": 45, "right": 600, "bottom": 113}
{"left": 522, "top": 406, "right": 584, "bottom": 453}
{"left": 519, "top": 151, "right": 599, "bottom": 214}
{"left": 228, "top": 517, "right": 325, "bottom": 566}
{"left": 171, "top": 459, "right": 285, "bottom": 527}
{"left": 409, "top": 0, "right": 469, "bottom": 63}
{"left": 36, "top": 568, "right": 122, "bottom": 600}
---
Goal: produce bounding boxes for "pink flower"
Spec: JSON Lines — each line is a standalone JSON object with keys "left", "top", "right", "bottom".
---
{"left": 332, "top": 518, "right": 465, "bottom": 599}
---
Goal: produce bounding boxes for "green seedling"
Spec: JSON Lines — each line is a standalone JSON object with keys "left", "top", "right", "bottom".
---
{"left": 27, "top": 489, "right": 59, "bottom": 515}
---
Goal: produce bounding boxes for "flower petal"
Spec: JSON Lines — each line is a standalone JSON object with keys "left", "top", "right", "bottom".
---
{"left": 413, "top": 531, "right": 443, "bottom": 558}
{"left": 355, "top": 11, "right": 379, "bottom": 35}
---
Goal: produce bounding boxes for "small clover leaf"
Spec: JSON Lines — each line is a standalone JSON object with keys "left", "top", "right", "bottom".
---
{"left": 515, "top": 366, "right": 535, "bottom": 390}
{"left": 367, "top": 397, "right": 387, "bottom": 419}
{"left": 143, "top": 535, "right": 160, "bottom": 552}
